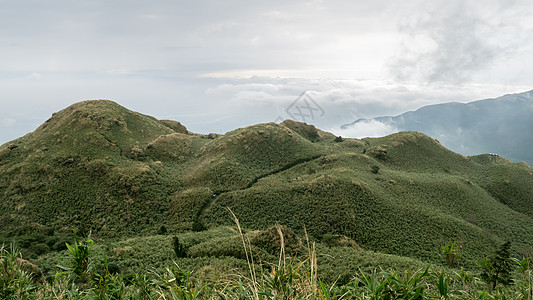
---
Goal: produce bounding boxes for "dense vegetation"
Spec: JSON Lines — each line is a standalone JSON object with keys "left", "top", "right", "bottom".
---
{"left": 2, "top": 227, "right": 532, "bottom": 299}
{"left": 0, "top": 100, "right": 532, "bottom": 298}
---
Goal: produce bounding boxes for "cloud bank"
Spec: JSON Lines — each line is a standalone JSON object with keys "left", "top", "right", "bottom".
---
{"left": 1, "top": 0, "right": 533, "bottom": 144}
{"left": 331, "top": 119, "right": 398, "bottom": 139}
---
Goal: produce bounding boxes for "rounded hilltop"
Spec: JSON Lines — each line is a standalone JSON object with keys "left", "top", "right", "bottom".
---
{"left": 17, "top": 99, "right": 179, "bottom": 156}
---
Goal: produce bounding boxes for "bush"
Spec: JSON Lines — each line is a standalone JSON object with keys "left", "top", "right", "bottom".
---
{"left": 371, "top": 165, "right": 380, "bottom": 174}
{"left": 192, "top": 220, "right": 207, "bottom": 232}
{"left": 157, "top": 225, "right": 167, "bottom": 235}
{"left": 29, "top": 243, "right": 50, "bottom": 256}
{"left": 281, "top": 119, "right": 321, "bottom": 142}
{"left": 58, "top": 233, "right": 94, "bottom": 280}
{"left": 441, "top": 241, "right": 460, "bottom": 267}
{"left": 173, "top": 236, "right": 187, "bottom": 258}
{"left": 479, "top": 241, "right": 513, "bottom": 291}
{"left": 0, "top": 244, "right": 36, "bottom": 298}
{"left": 52, "top": 239, "right": 69, "bottom": 252}
{"left": 250, "top": 225, "right": 302, "bottom": 256}
{"left": 321, "top": 233, "right": 360, "bottom": 249}
{"left": 369, "top": 146, "right": 388, "bottom": 161}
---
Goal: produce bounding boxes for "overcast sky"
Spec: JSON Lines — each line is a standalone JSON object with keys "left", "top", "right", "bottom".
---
{"left": 1, "top": 0, "right": 533, "bottom": 144}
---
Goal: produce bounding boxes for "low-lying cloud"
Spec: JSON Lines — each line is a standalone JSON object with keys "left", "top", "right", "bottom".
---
{"left": 331, "top": 119, "right": 398, "bottom": 139}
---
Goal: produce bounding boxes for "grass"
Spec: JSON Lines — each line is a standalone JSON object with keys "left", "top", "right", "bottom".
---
{"left": 0, "top": 100, "right": 532, "bottom": 285}
{"left": 2, "top": 223, "right": 532, "bottom": 299}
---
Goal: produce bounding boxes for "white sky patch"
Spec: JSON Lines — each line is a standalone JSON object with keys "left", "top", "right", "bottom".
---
{"left": 27, "top": 73, "right": 43, "bottom": 80}
{"left": 1, "top": 118, "right": 16, "bottom": 127}
{"left": 331, "top": 119, "right": 398, "bottom": 139}
{"left": 199, "top": 69, "right": 368, "bottom": 79}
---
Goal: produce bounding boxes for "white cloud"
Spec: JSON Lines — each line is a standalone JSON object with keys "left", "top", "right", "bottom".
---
{"left": 388, "top": 0, "right": 533, "bottom": 84}
{"left": 331, "top": 119, "right": 398, "bottom": 139}
{"left": 202, "top": 77, "right": 531, "bottom": 128}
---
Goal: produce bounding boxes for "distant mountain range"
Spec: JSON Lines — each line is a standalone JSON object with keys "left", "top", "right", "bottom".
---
{"left": 341, "top": 90, "right": 533, "bottom": 166}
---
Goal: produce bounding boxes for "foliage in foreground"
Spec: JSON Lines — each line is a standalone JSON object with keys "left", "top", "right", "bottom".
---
{"left": 2, "top": 230, "right": 532, "bottom": 299}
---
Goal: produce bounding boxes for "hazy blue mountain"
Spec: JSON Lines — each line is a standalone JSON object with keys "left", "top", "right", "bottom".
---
{"left": 342, "top": 90, "right": 533, "bottom": 166}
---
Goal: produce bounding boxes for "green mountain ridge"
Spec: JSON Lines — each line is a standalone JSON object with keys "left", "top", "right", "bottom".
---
{"left": 1, "top": 100, "right": 532, "bottom": 271}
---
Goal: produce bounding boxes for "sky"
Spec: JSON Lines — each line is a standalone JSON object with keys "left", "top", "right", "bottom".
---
{"left": 1, "top": 0, "right": 533, "bottom": 144}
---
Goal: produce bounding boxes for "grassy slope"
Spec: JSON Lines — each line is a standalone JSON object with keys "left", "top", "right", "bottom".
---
{"left": 202, "top": 131, "right": 533, "bottom": 266}
{"left": 34, "top": 226, "right": 432, "bottom": 284}
{"left": 0, "top": 100, "right": 532, "bottom": 274}
{"left": 0, "top": 100, "right": 178, "bottom": 236}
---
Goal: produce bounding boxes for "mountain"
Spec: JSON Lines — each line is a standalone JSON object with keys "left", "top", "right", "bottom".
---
{"left": 341, "top": 90, "right": 533, "bottom": 166}
{"left": 1, "top": 100, "right": 532, "bottom": 269}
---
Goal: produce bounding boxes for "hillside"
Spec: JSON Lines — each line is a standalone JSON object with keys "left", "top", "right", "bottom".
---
{"left": 341, "top": 90, "right": 533, "bottom": 166}
{"left": 0, "top": 100, "right": 532, "bottom": 274}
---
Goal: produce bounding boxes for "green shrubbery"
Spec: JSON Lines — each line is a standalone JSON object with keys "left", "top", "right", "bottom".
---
{"left": 173, "top": 236, "right": 187, "bottom": 258}
{"left": 479, "top": 241, "right": 514, "bottom": 291}
{"left": 58, "top": 233, "right": 93, "bottom": 280}
{"left": 0, "top": 244, "right": 37, "bottom": 299}
{"left": 2, "top": 230, "right": 532, "bottom": 299}
{"left": 441, "top": 241, "right": 461, "bottom": 267}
